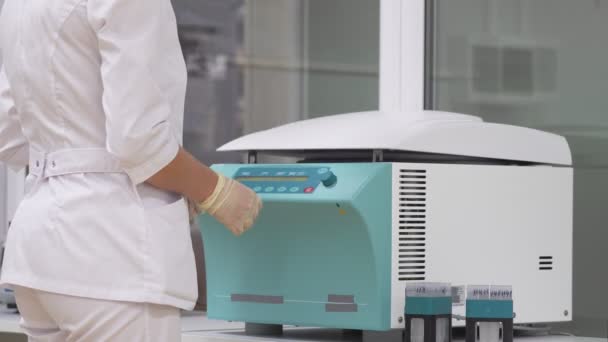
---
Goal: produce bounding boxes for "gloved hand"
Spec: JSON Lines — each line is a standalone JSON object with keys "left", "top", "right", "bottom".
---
{"left": 197, "top": 174, "right": 262, "bottom": 236}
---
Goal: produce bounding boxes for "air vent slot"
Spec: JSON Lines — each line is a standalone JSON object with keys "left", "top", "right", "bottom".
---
{"left": 539, "top": 256, "right": 553, "bottom": 271}
{"left": 398, "top": 169, "right": 427, "bottom": 281}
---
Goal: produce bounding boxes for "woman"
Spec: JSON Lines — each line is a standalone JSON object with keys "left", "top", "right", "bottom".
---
{"left": 0, "top": 0, "right": 261, "bottom": 340}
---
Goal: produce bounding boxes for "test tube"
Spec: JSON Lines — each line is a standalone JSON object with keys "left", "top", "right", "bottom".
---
{"left": 465, "top": 285, "right": 514, "bottom": 342}
{"left": 405, "top": 282, "right": 452, "bottom": 342}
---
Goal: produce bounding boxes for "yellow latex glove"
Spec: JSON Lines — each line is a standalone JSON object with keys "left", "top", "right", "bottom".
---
{"left": 197, "top": 174, "right": 262, "bottom": 236}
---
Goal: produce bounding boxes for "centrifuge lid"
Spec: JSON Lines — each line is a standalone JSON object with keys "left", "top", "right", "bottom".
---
{"left": 218, "top": 111, "right": 572, "bottom": 166}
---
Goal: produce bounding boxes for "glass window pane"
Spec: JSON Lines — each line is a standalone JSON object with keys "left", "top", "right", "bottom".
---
{"left": 172, "top": 0, "right": 379, "bottom": 310}
{"left": 174, "top": 0, "right": 380, "bottom": 164}
{"left": 306, "top": 0, "right": 380, "bottom": 118}
{"left": 429, "top": 0, "right": 608, "bottom": 336}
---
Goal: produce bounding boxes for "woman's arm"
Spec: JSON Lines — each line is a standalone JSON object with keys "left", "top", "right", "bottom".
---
{"left": 88, "top": 0, "right": 260, "bottom": 235}
{"left": 147, "top": 147, "right": 218, "bottom": 203}
{"left": 148, "top": 148, "right": 262, "bottom": 236}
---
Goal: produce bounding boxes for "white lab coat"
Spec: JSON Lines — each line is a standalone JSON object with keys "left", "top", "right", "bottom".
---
{"left": 0, "top": 0, "right": 197, "bottom": 310}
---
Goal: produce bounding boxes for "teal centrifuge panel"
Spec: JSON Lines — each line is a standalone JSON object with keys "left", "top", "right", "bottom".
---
{"left": 199, "top": 163, "right": 393, "bottom": 331}
{"left": 233, "top": 166, "right": 337, "bottom": 194}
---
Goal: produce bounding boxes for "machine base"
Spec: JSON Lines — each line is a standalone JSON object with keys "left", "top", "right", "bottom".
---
{"left": 245, "top": 323, "right": 283, "bottom": 336}
{"left": 244, "top": 324, "right": 404, "bottom": 342}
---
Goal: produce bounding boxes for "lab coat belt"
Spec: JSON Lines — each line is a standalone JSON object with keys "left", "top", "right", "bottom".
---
{"left": 29, "top": 148, "right": 123, "bottom": 178}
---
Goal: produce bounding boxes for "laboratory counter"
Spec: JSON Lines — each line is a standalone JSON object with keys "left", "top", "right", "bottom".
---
{"left": 0, "top": 310, "right": 604, "bottom": 342}
{"left": 182, "top": 329, "right": 604, "bottom": 342}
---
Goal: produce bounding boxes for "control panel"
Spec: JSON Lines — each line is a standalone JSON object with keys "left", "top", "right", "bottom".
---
{"left": 233, "top": 167, "right": 337, "bottom": 194}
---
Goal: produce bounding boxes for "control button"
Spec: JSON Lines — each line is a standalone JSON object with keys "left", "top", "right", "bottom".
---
{"left": 276, "top": 171, "right": 286, "bottom": 176}
{"left": 253, "top": 186, "right": 263, "bottom": 193}
{"left": 288, "top": 172, "right": 297, "bottom": 176}
{"left": 261, "top": 171, "right": 270, "bottom": 176}
{"left": 304, "top": 187, "right": 315, "bottom": 193}
{"left": 277, "top": 187, "right": 287, "bottom": 193}
{"left": 296, "top": 172, "right": 306, "bottom": 176}
{"left": 289, "top": 187, "right": 300, "bottom": 193}
{"left": 241, "top": 172, "right": 251, "bottom": 176}
{"left": 264, "top": 187, "right": 275, "bottom": 193}
{"left": 317, "top": 168, "right": 329, "bottom": 174}
{"left": 321, "top": 171, "right": 338, "bottom": 188}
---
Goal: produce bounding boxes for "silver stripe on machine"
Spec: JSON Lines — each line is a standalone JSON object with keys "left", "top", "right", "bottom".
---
{"left": 231, "top": 294, "right": 284, "bottom": 304}
{"left": 326, "top": 294, "right": 358, "bottom": 313}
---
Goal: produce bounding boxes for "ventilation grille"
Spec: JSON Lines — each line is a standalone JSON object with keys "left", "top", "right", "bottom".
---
{"left": 398, "top": 169, "right": 427, "bottom": 281}
{"left": 539, "top": 256, "right": 553, "bottom": 271}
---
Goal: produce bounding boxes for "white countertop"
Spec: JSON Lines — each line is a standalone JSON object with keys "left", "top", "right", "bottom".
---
{"left": 182, "top": 330, "right": 603, "bottom": 342}
{"left": 0, "top": 309, "right": 246, "bottom": 336}
{"left": 1, "top": 309, "right": 604, "bottom": 342}
{"left": 0, "top": 309, "right": 20, "bottom": 334}
{"left": 180, "top": 311, "right": 244, "bottom": 333}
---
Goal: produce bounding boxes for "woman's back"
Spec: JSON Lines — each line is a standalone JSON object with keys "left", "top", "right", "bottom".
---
{"left": 0, "top": 0, "right": 186, "bottom": 153}
{"left": 0, "top": 1, "right": 262, "bottom": 339}
{"left": 0, "top": 0, "right": 197, "bottom": 311}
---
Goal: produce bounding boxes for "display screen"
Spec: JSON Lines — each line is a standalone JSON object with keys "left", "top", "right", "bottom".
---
{"left": 235, "top": 176, "right": 309, "bottom": 182}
